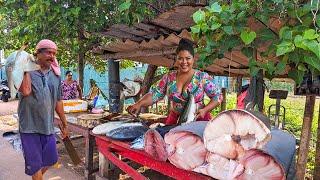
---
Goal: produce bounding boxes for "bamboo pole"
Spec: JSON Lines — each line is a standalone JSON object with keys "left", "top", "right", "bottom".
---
{"left": 296, "top": 95, "right": 316, "bottom": 179}
{"left": 314, "top": 101, "right": 320, "bottom": 179}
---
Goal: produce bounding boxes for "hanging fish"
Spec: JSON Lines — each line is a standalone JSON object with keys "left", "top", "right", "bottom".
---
{"left": 5, "top": 50, "right": 39, "bottom": 99}
{"left": 178, "top": 93, "right": 197, "bottom": 125}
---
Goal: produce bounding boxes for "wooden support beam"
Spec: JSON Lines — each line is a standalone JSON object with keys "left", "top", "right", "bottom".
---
{"left": 236, "top": 76, "right": 243, "bottom": 97}
{"left": 314, "top": 101, "right": 320, "bottom": 179}
{"left": 296, "top": 95, "right": 316, "bottom": 180}
{"left": 220, "top": 88, "right": 227, "bottom": 111}
{"left": 102, "top": 47, "right": 176, "bottom": 60}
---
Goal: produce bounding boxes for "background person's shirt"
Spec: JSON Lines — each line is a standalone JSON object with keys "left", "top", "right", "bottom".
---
{"left": 18, "top": 69, "right": 62, "bottom": 135}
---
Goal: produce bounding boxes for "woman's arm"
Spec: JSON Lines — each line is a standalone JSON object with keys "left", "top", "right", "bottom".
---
{"left": 127, "top": 93, "right": 153, "bottom": 115}
{"left": 19, "top": 72, "right": 32, "bottom": 96}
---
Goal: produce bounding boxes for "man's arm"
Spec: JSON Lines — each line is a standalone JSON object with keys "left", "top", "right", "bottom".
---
{"left": 55, "top": 100, "right": 69, "bottom": 138}
{"left": 19, "top": 72, "right": 32, "bottom": 96}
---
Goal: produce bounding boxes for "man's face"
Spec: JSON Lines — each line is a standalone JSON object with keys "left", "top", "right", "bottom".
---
{"left": 37, "top": 48, "right": 57, "bottom": 69}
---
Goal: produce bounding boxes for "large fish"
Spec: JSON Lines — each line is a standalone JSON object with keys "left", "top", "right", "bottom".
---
{"left": 105, "top": 122, "right": 149, "bottom": 141}
{"left": 5, "top": 50, "right": 39, "bottom": 99}
{"left": 178, "top": 93, "right": 197, "bottom": 124}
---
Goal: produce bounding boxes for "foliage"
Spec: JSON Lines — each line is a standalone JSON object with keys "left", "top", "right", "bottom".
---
{"left": 191, "top": 0, "right": 320, "bottom": 84}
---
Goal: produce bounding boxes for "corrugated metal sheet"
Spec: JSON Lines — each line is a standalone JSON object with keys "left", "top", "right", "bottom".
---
{"left": 95, "top": 5, "right": 287, "bottom": 77}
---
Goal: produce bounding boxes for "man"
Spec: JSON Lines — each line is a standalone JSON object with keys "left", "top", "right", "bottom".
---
{"left": 18, "top": 39, "right": 69, "bottom": 180}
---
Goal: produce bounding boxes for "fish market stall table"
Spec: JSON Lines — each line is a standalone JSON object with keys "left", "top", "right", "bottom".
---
{"left": 54, "top": 112, "right": 103, "bottom": 180}
{"left": 94, "top": 135, "right": 212, "bottom": 180}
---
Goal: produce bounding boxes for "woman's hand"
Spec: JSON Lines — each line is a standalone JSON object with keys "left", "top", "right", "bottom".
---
{"left": 126, "top": 103, "right": 142, "bottom": 115}
{"left": 196, "top": 108, "right": 207, "bottom": 119}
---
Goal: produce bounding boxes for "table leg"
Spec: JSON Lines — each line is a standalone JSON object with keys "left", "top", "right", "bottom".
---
{"left": 85, "top": 133, "right": 95, "bottom": 180}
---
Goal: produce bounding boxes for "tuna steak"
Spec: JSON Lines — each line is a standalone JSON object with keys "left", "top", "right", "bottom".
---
{"left": 203, "top": 110, "right": 271, "bottom": 159}
{"left": 237, "top": 149, "right": 285, "bottom": 180}
{"left": 144, "top": 129, "right": 168, "bottom": 161}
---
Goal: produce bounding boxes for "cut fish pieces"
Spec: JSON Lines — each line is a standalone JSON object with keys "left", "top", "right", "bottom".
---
{"left": 237, "top": 149, "right": 285, "bottom": 180}
{"left": 204, "top": 110, "right": 271, "bottom": 159}
{"left": 164, "top": 131, "right": 207, "bottom": 170}
{"left": 144, "top": 129, "right": 168, "bottom": 162}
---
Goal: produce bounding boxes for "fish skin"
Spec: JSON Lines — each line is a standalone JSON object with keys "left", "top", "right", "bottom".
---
{"left": 178, "top": 93, "right": 197, "bottom": 124}
{"left": 106, "top": 123, "right": 149, "bottom": 141}
{"left": 5, "top": 50, "right": 39, "bottom": 99}
{"left": 130, "top": 135, "right": 144, "bottom": 150}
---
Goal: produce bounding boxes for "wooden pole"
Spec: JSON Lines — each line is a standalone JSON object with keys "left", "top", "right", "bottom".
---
{"left": 314, "top": 101, "right": 320, "bottom": 179}
{"left": 296, "top": 95, "right": 316, "bottom": 180}
{"left": 220, "top": 88, "right": 226, "bottom": 111}
{"left": 236, "top": 76, "right": 242, "bottom": 97}
{"left": 140, "top": 64, "right": 158, "bottom": 113}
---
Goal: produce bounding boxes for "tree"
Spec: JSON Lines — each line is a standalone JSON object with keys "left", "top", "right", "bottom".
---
{"left": 191, "top": 0, "right": 319, "bottom": 85}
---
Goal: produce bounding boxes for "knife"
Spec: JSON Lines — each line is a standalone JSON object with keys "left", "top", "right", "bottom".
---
{"left": 58, "top": 124, "right": 82, "bottom": 165}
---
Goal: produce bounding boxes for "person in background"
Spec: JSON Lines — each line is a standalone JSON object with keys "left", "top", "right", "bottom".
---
{"left": 237, "top": 84, "right": 249, "bottom": 109}
{"left": 127, "top": 38, "right": 222, "bottom": 125}
{"left": 61, "top": 70, "right": 82, "bottom": 100}
{"left": 18, "top": 39, "right": 69, "bottom": 180}
{"left": 86, "top": 79, "right": 100, "bottom": 100}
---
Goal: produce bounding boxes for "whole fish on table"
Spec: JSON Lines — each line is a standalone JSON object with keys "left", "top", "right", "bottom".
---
{"left": 5, "top": 50, "right": 39, "bottom": 99}
{"left": 105, "top": 122, "right": 149, "bottom": 141}
{"left": 178, "top": 93, "right": 197, "bottom": 124}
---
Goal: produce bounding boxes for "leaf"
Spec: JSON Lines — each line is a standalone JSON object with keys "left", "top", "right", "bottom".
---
{"left": 276, "top": 41, "right": 295, "bottom": 56}
{"left": 209, "top": 2, "right": 222, "bottom": 13}
{"left": 250, "top": 66, "right": 260, "bottom": 77}
{"left": 192, "top": 10, "right": 205, "bottom": 24}
{"left": 288, "top": 70, "right": 304, "bottom": 85}
{"left": 191, "top": 25, "right": 201, "bottom": 34}
{"left": 305, "top": 40, "right": 320, "bottom": 59}
{"left": 304, "top": 56, "right": 320, "bottom": 71}
{"left": 294, "top": 35, "right": 308, "bottom": 50}
{"left": 279, "top": 26, "right": 292, "bottom": 40}
{"left": 275, "top": 60, "right": 286, "bottom": 74}
{"left": 303, "top": 29, "right": 319, "bottom": 40}
{"left": 272, "top": 0, "right": 283, "bottom": 3}
{"left": 240, "top": 30, "right": 256, "bottom": 45}
{"left": 317, "top": 15, "right": 320, "bottom": 27}
{"left": 259, "top": 28, "right": 276, "bottom": 42}
{"left": 211, "top": 22, "right": 221, "bottom": 30}
{"left": 222, "top": 26, "right": 233, "bottom": 35}
{"left": 200, "top": 23, "right": 209, "bottom": 32}
{"left": 298, "top": 64, "right": 307, "bottom": 71}
{"left": 242, "top": 47, "right": 254, "bottom": 59}
{"left": 119, "top": 0, "right": 131, "bottom": 12}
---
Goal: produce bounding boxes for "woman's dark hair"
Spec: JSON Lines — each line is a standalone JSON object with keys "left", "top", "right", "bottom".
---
{"left": 176, "top": 38, "right": 194, "bottom": 56}
{"left": 65, "top": 70, "right": 72, "bottom": 76}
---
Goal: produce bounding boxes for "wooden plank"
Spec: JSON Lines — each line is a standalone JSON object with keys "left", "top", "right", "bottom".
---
{"left": 220, "top": 88, "right": 227, "bottom": 111}
{"left": 296, "top": 95, "right": 316, "bottom": 180}
{"left": 236, "top": 76, "right": 243, "bottom": 97}
{"left": 100, "top": 30, "right": 145, "bottom": 42}
{"left": 314, "top": 102, "right": 320, "bottom": 179}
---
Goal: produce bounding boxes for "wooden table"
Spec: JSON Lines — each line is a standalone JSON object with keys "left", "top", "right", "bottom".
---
{"left": 95, "top": 135, "right": 212, "bottom": 180}
{"left": 54, "top": 113, "right": 97, "bottom": 180}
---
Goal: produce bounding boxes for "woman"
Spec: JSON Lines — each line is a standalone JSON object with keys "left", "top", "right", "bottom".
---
{"left": 127, "top": 38, "right": 222, "bottom": 125}
{"left": 61, "top": 71, "right": 82, "bottom": 100}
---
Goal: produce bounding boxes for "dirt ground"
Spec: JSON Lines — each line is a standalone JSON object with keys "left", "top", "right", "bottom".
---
{"left": 0, "top": 100, "right": 174, "bottom": 180}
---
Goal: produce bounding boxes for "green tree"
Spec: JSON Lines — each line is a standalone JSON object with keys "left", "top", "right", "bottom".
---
{"left": 191, "top": 0, "right": 319, "bottom": 84}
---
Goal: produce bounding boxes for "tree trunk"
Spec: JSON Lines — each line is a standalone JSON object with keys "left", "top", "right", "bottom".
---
{"left": 140, "top": 64, "right": 158, "bottom": 113}
{"left": 296, "top": 95, "right": 316, "bottom": 180}
{"left": 314, "top": 102, "right": 320, "bottom": 179}
{"left": 245, "top": 69, "right": 265, "bottom": 112}
{"left": 78, "top": 31, "right": 85, "bottom": 89}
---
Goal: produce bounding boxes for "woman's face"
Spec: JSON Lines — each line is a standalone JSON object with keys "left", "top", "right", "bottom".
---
{"left": 66, "top": 73, "right": 73, "bottom": 81}
{"left": 176, "top": 50, "right": 194, "bottom": 73}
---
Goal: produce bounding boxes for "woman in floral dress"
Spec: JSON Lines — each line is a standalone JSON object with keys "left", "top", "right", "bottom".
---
{"left": 61, "top": 71, "right": 83, "bottom": 100}
{"left": 127, "top": 38, "right": 222, "bottom": 125}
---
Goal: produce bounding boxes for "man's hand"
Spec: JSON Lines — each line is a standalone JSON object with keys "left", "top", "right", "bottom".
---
{"left": 59, "top": 123, "right": 69, "bottom": 139}
{"left": 126, "top": 103, "right": 141, "bottom": 115}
